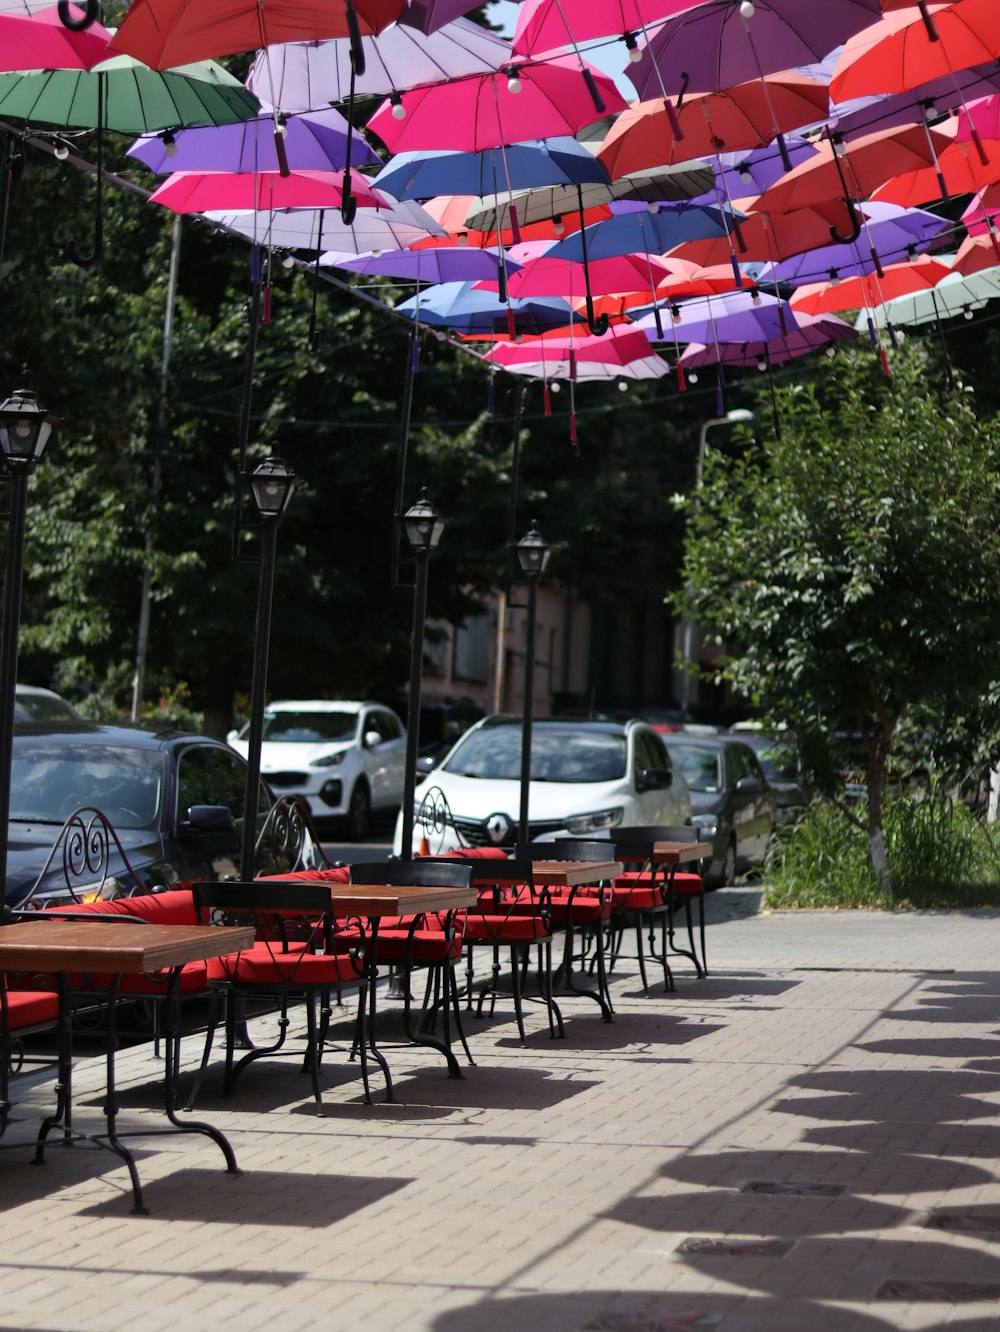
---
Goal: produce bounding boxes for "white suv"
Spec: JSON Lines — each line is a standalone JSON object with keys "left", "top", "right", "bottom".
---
{"left": 227, "top": 700, "right": 407, "bottom": 838}
{"left": 394, "top": 715, "right": 691, "bottom": 855}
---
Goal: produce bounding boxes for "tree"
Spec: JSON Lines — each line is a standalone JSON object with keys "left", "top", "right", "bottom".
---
{"left": 677, "top": 341, "right": 1000, "bottom": 898}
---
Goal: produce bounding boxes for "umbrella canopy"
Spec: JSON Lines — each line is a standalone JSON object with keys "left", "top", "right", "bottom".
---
{"left": 668, "top": 205, "right": 845, "bottom": 266}
{"left": 395, "top": 280, "right": 586, "bottom": 335}
{"left": 127, "top": 106, "right": 379, "bottom": 174}
{"left": 597, "top": 75, "right": 830, "bottom": 178}
{"left": 629, "top": 0, "right": 882, "bottom": 100}
{"left": 962, "top": 183, "right": 1000, "bottom": 235}
{"left": 484, "top": 327, "right": 668, "bottom": 381}
{"left": 678, "top": 311, "right": 858, "bottom": 365}
{"left": 953, "top": 232, "right": 1000, "bottom": 277}
{"left": 789, "top": 255, "right": 956, "bottom": 315}
{"left": 872, "top": 129, "right": 1000, "bottom": 208}
{"left": 863, "top": 266, "right": 1000, "bottom": 326}
{"left": 211, "top": 198, "right": 446, "bottom": 251}
{"left": 633, "top": 288, "right": 792, "bottom": 344}
{"left": 494, "top": 247, "right": 675, "bottom": 301}
{"left": 373, "top": 137, "right": 610, "bottom": 202}
{"left": 0, "top": 4, "right": 112, "bottom": 72}
{"left": 147, "top": 167, "right": 387, "bottom": 214}
{"left": 754, "top": 202, "right": 951, "bottom": 286}
{"left": 830, "top": 0, "right": 1000, "bottom": 103}
{"left": 396, "top": 0, "right": 481, "bottom": 35}
{"left": 546, "top": 203, "right": 732, "bottom": 263}
{"left": 0, "top": 53, "right": 259, "bottom": 131}
{"left": 246, "top": 16, "right": 512, "bottom": 109}
{"left": 366, "top": 54, "right": 629, "bottom": 154}
{"left": 827, "top": 62, "right": 1000, "bottom": 142}
{"left": 708, "top": 136, "right": 820, "bottom": 201}
{"left": 109, "top": 0, "right": 403, "bottom": 70}
{"left": 512, "top": 0, "right": 690, "bottom": 56}
{"left": 325, "top": 244, "right": 516, "bottom": 282}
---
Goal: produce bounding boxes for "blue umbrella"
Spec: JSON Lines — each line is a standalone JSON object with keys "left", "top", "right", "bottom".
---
{"left": 373, "top": 136, "right": 610, "bottom": 202}
{"left": 396, "top": 281, "right": 584, "bottom": 336}
{"left": 547, "top": 205, "right": 733, "bottom": 265}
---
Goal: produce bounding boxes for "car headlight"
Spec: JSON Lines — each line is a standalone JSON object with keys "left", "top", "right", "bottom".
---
{"left": 311, "top": 751, "right": 347, "bottom": 768}
{"left": 564, "top": 807, "right": 624, "bottom": 835}
{"left": 691, "top": 814, "right": 718, "bottom": 840}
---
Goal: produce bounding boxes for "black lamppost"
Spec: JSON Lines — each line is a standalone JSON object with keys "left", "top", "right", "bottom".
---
{"left": 239, "top": 455, "right": 297, "bottom": 880}
{"left": 516, "top": 520, "right": 550, "bottom": 858}
{"left": 398, "top": 490, "right": 445, "bottom": 860}
{"left": 0, "top": 372, "right": 58, "bottom": 918}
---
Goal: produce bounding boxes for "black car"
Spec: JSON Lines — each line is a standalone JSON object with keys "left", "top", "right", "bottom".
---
{"left": 662, "top": 734, "right": 777, "bottom": 886}
{"left": 730, "top": 732, "right": 812, "bottom": 824}
{"left": 6, "top": 722, "right": 275, "bottom": 909}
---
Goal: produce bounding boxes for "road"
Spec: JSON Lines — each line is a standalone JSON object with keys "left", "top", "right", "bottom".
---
{"left": 319, "top": 833, "right": 392, "bottom": 866}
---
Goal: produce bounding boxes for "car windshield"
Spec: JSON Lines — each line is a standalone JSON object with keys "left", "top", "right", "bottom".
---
{"left": 668, "top": 744, "right": 722, "bottom": 794}
{"left": 259, "top": 711, "right": 358, "bottom": 744}
{"left": 9, "top": 743, "right": 168, "bottom": 829}
{"left": 442, "top": 727, "right": 627, "bottom": 783}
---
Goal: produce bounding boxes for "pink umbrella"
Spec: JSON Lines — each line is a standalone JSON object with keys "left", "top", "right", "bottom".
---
{"left": 513, "top": 0, "right": 692, "bottom": 57}
{"left": 484, "top": 326, "right": 667, "bottom": 378}
{"left": 366, "top": 54, "right": 629, "bottom": 154}
{"left": 478, "top": 243, "right": 674, "bottom": 303}
{"left": 0, "top": 4, "right": 111, "bottom": 71}
{"left": 962, "top": 183, "right": 1000, "bottom": 236}
{"left": 147, "top": 168, "right": 387, "bottom": 214}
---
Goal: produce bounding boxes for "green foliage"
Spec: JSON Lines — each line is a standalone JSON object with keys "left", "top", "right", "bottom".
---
{"left": 678, "top": 340, "right": 1000, "bottom": 892}
{"left": 765, "top": 796, "right": 1000, "bottom": 909}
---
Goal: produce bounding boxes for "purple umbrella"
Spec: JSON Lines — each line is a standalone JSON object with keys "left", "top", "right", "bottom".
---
{"left": 630, "top": 1, "right": 882, "bottom": 100}
{"left": 324, "top": 245, "right": 520, "bottom": 282}
{"left": 678, "top": 311, "right": 858, "bottom": 365}
{"left": 754, "top": 202, "right": 953, "bottom": 288}
{"left": 704, "top": 137, "right": 819, "bottom": 203}
{"left": 396, "top": 0, "right": 480, "bottom": 35}
{"left": 633, "top": 289, "right": 791, "bottom": 345}
{"left": 127, "top": 105, "right": 379, "bottom": 175}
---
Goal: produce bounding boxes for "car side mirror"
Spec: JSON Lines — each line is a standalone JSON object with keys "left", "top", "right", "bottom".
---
{"left": 736, "top": 776, "right": 763, "bottom": 793}
{"left": 363, "top": 730, "right": 381, "bottom": 750}
{"left": 638, "top": 767, "right": 672, "bottom": 792}
{"left": 184, "top": 804, "right": 234, "bottom": 831}
{"left": 416, "top": 755, "right": 437, "bottom": 775}
{"left": 225, "top": 729, "right": 239, "bottom": 745}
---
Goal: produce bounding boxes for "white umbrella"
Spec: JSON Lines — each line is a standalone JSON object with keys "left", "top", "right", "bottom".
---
{"left": 246, "top": 16, "right": 513, "bottom": 110}
{"left": 205, "top": 196, "right": 446, "bottom": 251}
{"left": 863, "top": 267, "right": 1000, "bottom": 328}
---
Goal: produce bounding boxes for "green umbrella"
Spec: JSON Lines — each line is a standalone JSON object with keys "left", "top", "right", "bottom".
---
{"left": 0, "top": 54, "right": 259, "bottom": 264}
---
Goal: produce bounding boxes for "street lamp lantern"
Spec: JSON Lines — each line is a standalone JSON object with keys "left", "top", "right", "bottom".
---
{"left": 0, "top": 374, "right": 59, "bottom": 469}
{"left": 516, "top": 520, "right": 550, "bottom": 579}
{"left": 249, "top": 455, "right": 297, "bottom": 523}
{"left": 403, "top": 489, "right": 445, "bottom": 554}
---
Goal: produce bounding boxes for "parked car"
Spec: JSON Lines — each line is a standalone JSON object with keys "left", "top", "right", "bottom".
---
{"left": 14, "top": 684, "right": 82, "bottom": 722}
{"left": 409, "top": 696, "right": 485, "bottom": 774}
{"left": 662, "top": 734, "right": 777, "bottom": 886}
{"left": 227, "top": 699, "right": 407, "bottom": 839}
{"left": 394, "top": 714, "right": 691, "bottom": 855}
{"left": 729, "top": 731, "right": 811, "bottom": 824}
{"left": 7, "top": 721, "right": 275, "bottom": 909}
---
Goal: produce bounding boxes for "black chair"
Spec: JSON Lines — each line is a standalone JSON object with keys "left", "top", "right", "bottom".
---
{"left": 190, "top": 881, "right": 373, "bottom": 1111}
{"left": 347, "top": 860, "right": 474, "bottom": 1075}
{"left": 530, "top": 840, "right": 616, "bottom": 1019}
{"left": 606, "top": 826, "right": 708, "bottom": 992}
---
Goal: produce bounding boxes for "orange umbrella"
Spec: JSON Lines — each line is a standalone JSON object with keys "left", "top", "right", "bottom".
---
{"left": 790, "top": 255, "right": 954, "bottom": 315}
{"left": 669, "top": 205, "right": 848, "bottom": 265}
{"left": 596, "top": 74, "right": 830, "bottom": 179}
{"left": 655, "top": 259, "right": 754, "bottom": 300}
{"left": 753, "top": 122, "right": 956, "bottom": 241}
{"left": 953, "top": 232, "right": 1000, "bottom": 276}
{"left": 872, "top": 130, "right": 1000, "bottom": 206}
{"left": 831, "top": 0, "right": 1000, "bottom": 103}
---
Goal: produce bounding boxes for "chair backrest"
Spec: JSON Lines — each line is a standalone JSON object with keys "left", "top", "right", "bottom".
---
{"left": 192, "top": 879, "right": 335, "bottom": 916}
{"left": 614, "top": 825, "right": 697, "bottom": 843}
{"left": 536, "top": 839, "right": 614, "bottom": 862}
{"left": 349, "top": 860, "right": 472, "bottom": 890}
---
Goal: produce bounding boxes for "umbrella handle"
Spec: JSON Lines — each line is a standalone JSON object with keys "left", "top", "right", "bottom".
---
{"left": 916, "top": 0, "right": 939, "bottom": 41}
{"left": 67, "top": 94, "right": 103, "bottom": 268}
{"left": 581, "top": 68, "right": 605, "bottom": 115}
{"left": 829, "top": 201, "right": 861, "bottom": 246}
{"left": 345, "top": 2, "right": 367, "bottom": 78}
{"left": 58, "top": 0, "right": 100, "bottom": 30}
{"left": 585, "top": 293, "right": 609, "bottom": 337}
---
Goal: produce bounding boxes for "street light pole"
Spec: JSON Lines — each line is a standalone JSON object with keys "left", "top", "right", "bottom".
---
{"left": 0, "top": 373, "right": 58, "bottom": 918}
{"left": 239, "top": 456, "right": 297, "bottom": 880}
{"left": 398, "top": 491, "right": 445, "bottom": 860}
{"left": 515, "top": 521, "right": 550, "bottom": 858}
{"left": 680, "top": 408, "right": 753, "bottom": 720}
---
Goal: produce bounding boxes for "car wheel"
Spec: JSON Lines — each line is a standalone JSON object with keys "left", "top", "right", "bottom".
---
{"left": 346, "top": 782, "right": 371, "bottom": 841}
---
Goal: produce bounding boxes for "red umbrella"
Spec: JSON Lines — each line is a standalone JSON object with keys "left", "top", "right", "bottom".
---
{"left": 108, "top": 0, "right": 403, "bottom": 70}
{"left": 789, "top": 255, "right": 955, "bottom": 315}
{"left": 830, "top": 0, "right": 1000, "bottom": 103}
{"left": 147, "top": 167, "right": 387, "bottom": 214}
{"left": 871, "top": 129, "right": 1000, "bottom": 207}
{"left": 596, "top": 74, "right": 830, "bottom": 179}
{"left": 366, "top": 55, "right": 629, "bottom": 154}
{"left": 0, "top": 4, "right": 111, "bottom": 71}
{"left": 669, "top": 206, "right": 856, "bottom": 266}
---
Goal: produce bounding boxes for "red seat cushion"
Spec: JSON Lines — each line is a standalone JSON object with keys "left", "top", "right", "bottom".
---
{"left": 44, "top": 889, "right": 198, "bottom": 926}
{"left": 207, "top": 945, "right": 361, "bottom": 987}
{"left": 464, "top": 914, "right": 552, "bottom": 943}
{"left": 374, "top": 929, "right": 464, "bottom": 964}
{"left": 3, "top": 990, "right": 59, "bottom": 1030}
{"left": 257, "top": 866, "right": 351, "bottom": 884}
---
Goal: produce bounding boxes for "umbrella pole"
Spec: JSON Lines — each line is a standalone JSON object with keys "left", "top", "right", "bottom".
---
{"left": 340, "top": 51, "right": 360, "bottom": 226}
{"left": 67, "top": 71, "right": 104, "bottom": 268}
{"left": 307, "top": 210, "right": 325, "bottom": 354}
{"left": 929, "top": 289, "right": 956, "bottom": 391}
{"left": 576, "top": 185, "right": 609, "bottom": 336}
{"left": 231, "top": 244, "right": 263, "bottom": 561}
{"left": 0, "top": 130, "right": 20, "bottom": 305}
{"left": 741, "top": 20, "right": 793, "bottom": 173}
{"left": 549, "top": 0, "right": 605, "bottom": 113}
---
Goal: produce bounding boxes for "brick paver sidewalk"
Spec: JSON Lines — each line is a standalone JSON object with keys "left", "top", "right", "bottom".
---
{"left": 1, "top": 893, "right": 1000, "bottom": 1331}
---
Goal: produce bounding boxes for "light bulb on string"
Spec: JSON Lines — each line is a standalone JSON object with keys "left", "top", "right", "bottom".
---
{"left": 456, "top": 231, "right": 468, "bottom": 247}
{"left": 552, "top": 216, "right": 565, "bottom": 236}
{"left": 964, "top": 305, "right": 974, "bottom": 320}
{"left": 390, "top": 91, "right": 406, "bottom": 120}
{"left": 618, "top": 380, "right": 628, "bottom": 392}
{"left": 550, "top": 381, "right": 561, "bottom": 393}
{"left": 53, "top": 142, "right": 70, "bottom": 160}
{"left": 757, "top": 357, "right": 767, "bottom": 371}
{"left": 282, "top": 254, "right": 295, "bottom": 269}
{"left": 506, "top": 66, "right": 522, "bottom": 94}
{"left": 687, "top": 370, "right": 699, "bottom": 383}
{"left": 623, "top": 31, "right": 642, "bottom": 64}
{"left": 740, "top": 1, "right": 755, "bottom": 17}
{"left": 162, "top": 129, "right": 178, "bottom": 157}
{"left": 825, "top": 345, "right": 836, "bottom": 358}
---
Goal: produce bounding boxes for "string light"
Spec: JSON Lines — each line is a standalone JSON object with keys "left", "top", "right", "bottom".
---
{"left": 740, "top": 1, "right": 755, "bottom": 17}
{"left": 390, "top": 91, "right": 406, "bottom": 120}
{"left": 456, "top": 231, "right": 468, "bottom": 247}
{"left": 623, "top": 31, "right": 642, "bottom": 64}
{"left": 162, "top": 129, "right": 178, "bottom": 157}
{"left": 757, "top": 356, "right": 767, "bottom": 371}
{"left": 552, "top": 215, "right": 565, "bottom": 236}
{"left": 687, "top": 370, "right": 699, "bottom": 383}
{"left": 53, "top": 142, "right": 70, "bottom": 160}
{"left": 964, "top": 305, "right": 974, "bottom": 320}
{"left": 618, "top": 380, "right": 629, "bottom": 392}
{"left": 282, "top": 254, "right": 295, "bottom": 269}
{"left": 506, "top": 66, "right": 522, "bottom": 94}
{"left": 274, "top": 113, "right": 287, "bottom": 139}
{"left": 550, "top": 381, "right": 561, "bottom": 393}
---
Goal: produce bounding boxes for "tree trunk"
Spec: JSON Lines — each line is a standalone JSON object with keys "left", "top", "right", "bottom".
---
{"left": 866, "top": 723, "right": 893, "bottom": 901}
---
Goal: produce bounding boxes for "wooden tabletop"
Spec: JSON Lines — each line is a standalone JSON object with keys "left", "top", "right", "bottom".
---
{"left": 615, "top": 841, "right": 714, "bottom": 866}
{"left": 0, "top": 920, "right": 256, "bottom": 975}
{"left": 336, "top": 884, "right": 479, "bottom": 915}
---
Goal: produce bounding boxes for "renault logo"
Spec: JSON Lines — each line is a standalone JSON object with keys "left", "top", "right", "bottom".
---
{"left": 484, "top": 812, "right": 511, "bottom": 844}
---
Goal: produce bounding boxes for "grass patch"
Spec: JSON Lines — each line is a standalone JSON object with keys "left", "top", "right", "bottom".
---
{"left": 764, "top": 796, "right": 1000, "bottom": 909}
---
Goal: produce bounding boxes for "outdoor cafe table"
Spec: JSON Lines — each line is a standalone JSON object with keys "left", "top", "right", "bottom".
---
{"left": 0, "top": 918, "right": 254, "bottom": 1214}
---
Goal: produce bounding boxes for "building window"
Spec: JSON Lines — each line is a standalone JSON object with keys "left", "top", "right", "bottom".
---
{"left": 454, "top": 614, "right": 489, "bottom": 683}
